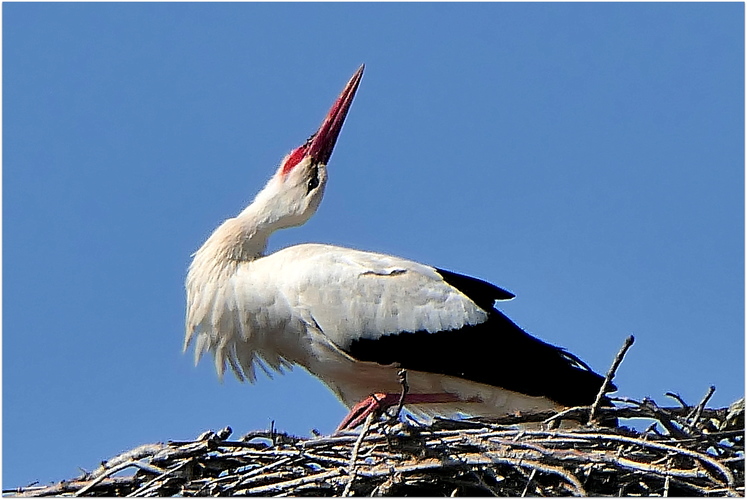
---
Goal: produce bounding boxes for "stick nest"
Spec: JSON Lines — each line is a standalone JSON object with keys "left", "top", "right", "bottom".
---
{"left": 6, "top": 394, "right": 744, "bottom": 497}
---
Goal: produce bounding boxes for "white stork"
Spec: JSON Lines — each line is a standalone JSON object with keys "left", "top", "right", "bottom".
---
{"left": 185, "top": 65, "right": 612, "bottom": 430}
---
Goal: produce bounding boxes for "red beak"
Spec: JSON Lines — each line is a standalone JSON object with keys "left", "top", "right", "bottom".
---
{"left": 282, "top": 65, "right": 364, "bottom": 175}
{"left": 308, "top": 64, "right": 364, "bottom": 165}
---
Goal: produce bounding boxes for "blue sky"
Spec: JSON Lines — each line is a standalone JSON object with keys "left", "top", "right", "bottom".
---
{"left": 3, "top": 2, "right": 743, "bottom": 488}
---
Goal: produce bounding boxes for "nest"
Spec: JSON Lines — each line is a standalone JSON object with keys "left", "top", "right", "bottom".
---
{"left": 5, "top": 395, "right": 743, "bottom": 497}
{"left": 6, "top": 338, "right": 744, "bottom": 497}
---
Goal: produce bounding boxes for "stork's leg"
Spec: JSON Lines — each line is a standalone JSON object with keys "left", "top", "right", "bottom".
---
{"left": 335, "top": 392, "right": 466, "bottom": 431}
{"left": 336, "top": 393, "right": 392, "bottom": 431}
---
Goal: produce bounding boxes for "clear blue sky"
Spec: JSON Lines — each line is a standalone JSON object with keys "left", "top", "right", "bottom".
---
{"left": 3, "top": 2, "right": 743, "bottom": 488}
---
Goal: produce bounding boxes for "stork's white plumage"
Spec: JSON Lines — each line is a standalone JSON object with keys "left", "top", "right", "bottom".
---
{"left": 185, "top": 66, "right": 612, "bottom": 430}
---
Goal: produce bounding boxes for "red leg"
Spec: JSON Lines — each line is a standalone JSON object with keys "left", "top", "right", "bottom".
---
{"left": 336, "top": 393, "right": 396, "bottom": 431}
{"left": 336, "top": 392, "right": 472, "bottom": 431}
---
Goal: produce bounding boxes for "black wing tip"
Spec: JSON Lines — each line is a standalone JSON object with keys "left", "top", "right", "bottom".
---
{"left": 498, "top": 288, "right": 516, "bottom": 300}
{"left": 435, "top": 268, "right": 515, "bottom": 306}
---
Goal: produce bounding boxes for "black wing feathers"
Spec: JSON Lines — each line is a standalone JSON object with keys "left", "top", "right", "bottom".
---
{"left": 346, "top": 269, "right": 610, "bottom": 407}
{"left": 435, "top": 268, "right": 515, "bottom": 307}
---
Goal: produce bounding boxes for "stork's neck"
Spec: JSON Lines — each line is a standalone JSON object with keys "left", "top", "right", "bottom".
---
{"left": 190, "top": 218, "right": 264, "bottom": 270}
{"left": 195, "top": 180, "right": 310, "bottom": 265}
{"left": 207, "top": 208, "right": 280, "bottom": 265}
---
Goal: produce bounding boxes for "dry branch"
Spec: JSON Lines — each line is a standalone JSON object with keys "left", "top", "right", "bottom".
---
{"left": 588, "top": 335, "right": 635, "bottom": 426}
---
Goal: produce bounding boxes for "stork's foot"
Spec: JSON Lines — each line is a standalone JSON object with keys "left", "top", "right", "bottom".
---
{"left": 336, "top": 393, "right": 397, "bottom": 431}
{"left": 336, "top": 392, "right": 466, "bottom": 431}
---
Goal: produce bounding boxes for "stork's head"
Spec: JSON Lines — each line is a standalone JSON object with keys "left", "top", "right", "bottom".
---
{"left": 250, "top": 66, "right": 364, "bottom": 230}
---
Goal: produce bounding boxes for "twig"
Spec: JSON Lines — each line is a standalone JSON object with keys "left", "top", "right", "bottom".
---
{"left": 492, "top": 456, "right": 587, "bottom": 496}
{"left": 521, "top": 468, "right": 537, "bottom": 497}
{"left": 234, "top": 456, "right": 296, "bottom": 486}
{"left": 342, "top": 411, "right": 376, "bottom": 497}
{"left": 391, "top": 368, "right": 409, "bottom": 423}
{"left": 688, "top": 385, "right": 716, "bottom": 432}
{"left": 663, "top": 457, "right": 672, "bottom": 497}
{"left": 639, "top": 397, "right": 690, "bottom": 439}
{"left": 125, "top": 460, "right": 189, "bottom": 497}
{"left": 90, "top": 444, "right": 167, "bottom": 479}
{"left": 543, "top": 405, "right": 589, "bottom": 427}
{"left": 239, "top": 469, "right": 343, "bottom": 495}
{"left": 74, "top": 461, "right": 164, "bottom": 497}
{"left": 588, "top": 335, "right": 635, "bottom": 426}
{"left": 665, "top": 392, "right": 689, "bottom": 408}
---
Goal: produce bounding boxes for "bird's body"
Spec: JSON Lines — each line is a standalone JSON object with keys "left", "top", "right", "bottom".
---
{"left": 185, "top": 66, "right": 612, "bottom": 428}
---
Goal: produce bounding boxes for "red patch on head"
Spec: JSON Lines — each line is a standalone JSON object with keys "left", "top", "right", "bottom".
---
{"left": 281, "top": 145, "right": 308, "bottom": 176}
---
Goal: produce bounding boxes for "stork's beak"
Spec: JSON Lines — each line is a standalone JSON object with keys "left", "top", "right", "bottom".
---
{"left": 307, "top": 65, "right": 364, "bottom": 165}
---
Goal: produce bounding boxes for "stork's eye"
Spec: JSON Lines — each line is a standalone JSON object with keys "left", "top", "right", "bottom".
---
{"left": 307, "top": 164, "right": 320, "bottom": 193}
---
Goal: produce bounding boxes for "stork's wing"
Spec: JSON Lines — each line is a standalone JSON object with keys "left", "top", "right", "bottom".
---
{"left": 268, "top": 244, "right": 509, "bottom": 347}
{"left": 267, "top": 244, "right": 608, "bottom": 406}
{"left": 346, "top": 310, "right": 609, "bottom": 407}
